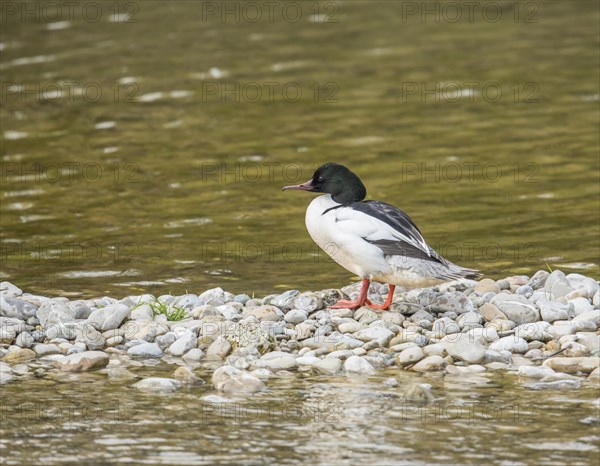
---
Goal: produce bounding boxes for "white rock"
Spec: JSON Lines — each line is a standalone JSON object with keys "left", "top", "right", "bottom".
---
{"left": 212, "top": 365, "right": 265, "bottom": 393}
{"left": 343, "top": 355, "right": 375, "bottom": 374}
{"left": 412, "top": 355, "right": 446, "bottom": 372}
{"left": 442, "top": 333, "right": 486, "bottom": 363}
{"left": 518, "top": 365, "right": 556, "bottom": 379}
{"left": 127, "top": 342, "right": 163, "bottom": 358}
{"left": 397, "top": 346, "right": 425, "bottom": 365}
{"left": 55, "top": 351, "right": 109, "bottom": 372}
{"left": 284, "top": 309, "right": 308, "bottom": 324}
{"left": 133, "top": 377, "right": 181, "bottom": 392}
{"left": 182, "top": 348, "right": 205, "bottom": 362}
{"left": 86, "top": 304, "right": 130, "bottom": 331}
{"left": 353, "top": 327, "right": 395, "bottom": 346}
{"left": 168, "top": 331, "right": 197, "bottom": 356}
{"left": 206, "top": 336, "right": 232, "bottom": 360}
{"left": 489, "top": 336, "right": 528, "bottom": 353}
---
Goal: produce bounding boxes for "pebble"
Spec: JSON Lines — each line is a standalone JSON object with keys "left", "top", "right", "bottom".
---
{"left": 489, "top": 336, "right": 529, "bottom": 354}
{"left": 412, "top": 355, "right": 446, "bottom": 372}
{"left": 133, "top": 377, "right": 182, "bottom": 392}
{"left": 0, "top": 269, "right": 596, "bottom": 393}
{"left": 212, "top": 365, "right": 265, "bottom": 393}
{"left": 343, "top": 355, "right": 375, "bottom": 374}
{"left": 168, "top": 331, "right": 197, "bottom": 356}
{"left": 543, "top": 356, "right": 600, "bottom": 374}
{"left": 182, "top": 348, "right": 205, "bottom": 362}
{"left": 443, "top": 333, "right": 486, "bottom": 363}
{"left": 127, "top": 342, "right": 163, "bottom": 358}
{"left": 54, "top": 351, "right": 109, "bottom": 372}
{"left": 490, "top": 294, "right": 540, "bottom": 324}
{"left": 86, "top": 303, "right": 130, "bottom": 331}
{"left": 206, "top": 336, "right": 232, "bottom": 360}
{"left": 397, "top": 346, "right": 425, "bottom": 365}
{"left": 34, "top": 343, "right": 61, "bottom": 356}
{"left": 173, "top": 366, "right": 203, "bottom": 385}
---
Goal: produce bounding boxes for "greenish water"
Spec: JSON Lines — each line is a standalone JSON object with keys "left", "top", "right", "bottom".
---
{"left": 1, "top": 363, "right": 599, "bottom": 466}
{"left": 1, "top": 1, "right": 599, "bottom": 299}
{"left": 1, "top": 2, "right": 600, "bottom": 465}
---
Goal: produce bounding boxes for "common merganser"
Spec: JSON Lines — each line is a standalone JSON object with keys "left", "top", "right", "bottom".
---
{"left": 283, "top": 163, "right": 480, "bottom": 310}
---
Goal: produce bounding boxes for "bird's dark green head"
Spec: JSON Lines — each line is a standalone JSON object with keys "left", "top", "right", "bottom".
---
{"left": 282, "top": 163, "right": 367, "bottom": 204}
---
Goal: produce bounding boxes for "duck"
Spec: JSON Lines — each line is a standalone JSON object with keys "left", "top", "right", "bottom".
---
{"left": 282, "top": 162, "right": 480, "bottom": 310}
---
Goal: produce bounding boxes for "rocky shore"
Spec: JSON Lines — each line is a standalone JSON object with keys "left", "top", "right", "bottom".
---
{"left": 1, "top": 270, "right": 599, "bottom": 393}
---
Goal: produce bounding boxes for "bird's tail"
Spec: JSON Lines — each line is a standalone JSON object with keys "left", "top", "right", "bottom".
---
{"left": 438, "top": 261, "right": 481, "bottom": 281}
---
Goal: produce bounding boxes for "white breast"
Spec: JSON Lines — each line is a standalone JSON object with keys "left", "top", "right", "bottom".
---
{"left": 304, "top": 195, "right": 393, "bottom": 279}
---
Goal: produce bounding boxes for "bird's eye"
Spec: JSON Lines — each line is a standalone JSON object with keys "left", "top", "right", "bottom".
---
{"left": 318, "top": 176, "right": 324, "bottom": 182}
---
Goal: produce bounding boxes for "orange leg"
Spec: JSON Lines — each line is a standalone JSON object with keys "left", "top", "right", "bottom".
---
{"left": 366, "top": 285, "right": 395, "bottom": 311}
{"left": 330, "top": 278, "right": 370, "bottom": 309}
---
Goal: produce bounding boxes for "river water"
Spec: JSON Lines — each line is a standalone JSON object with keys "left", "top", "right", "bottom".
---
{"left": 1, "top": 1, "right": 599, "bottom": 465}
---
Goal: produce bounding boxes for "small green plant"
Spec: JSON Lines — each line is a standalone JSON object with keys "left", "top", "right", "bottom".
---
{"left": 545, "top": 263, "right": 554, "bottom": 273}
{"left": 149, "top": 299, "right": 187, "bottom": 321}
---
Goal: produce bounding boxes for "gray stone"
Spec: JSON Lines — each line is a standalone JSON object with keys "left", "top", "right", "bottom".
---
{"left": 133, "top": 377, "right": 181, "bottom": 392}
{"left": 515, "top": 285, "right": 534, "bottom": 297}
{"left": 489, "top": 336, "right": 529, "bottom": 353}
{"left": 244, "top": 305, "right": 283, "bottom": 322}
{"left": 55, "top": 351, "right": 109, "bottom": 372}
{"left": 428, "top": 291, "right": 474, "bottom": 314}
{"left": 86, "top": 304, "right": 130, "bottom": 331}
{"left": 490, "top": 294, "right": 540, "bottom": 324}
{"left": 34, "top": 343, "right": 61, "bottom": 356}
{"left": 130, "top": 304, "right": 154, "bottom": 320}
{"left": 46, "top": 322, "right": 81, "bottom": 340}
{"left": 182, "top": 348, "right": 205, "bottom": 362}
{"left": 397, "top": 346, "right": 425, "bottom": 365}
{"left": 353, "top": 327, "right": 395, "bottom": 346}
{"left": 543, "top": 356, "right": 600, "bottom": 374}
{"left": 432, "top": 317, "right": 460, "bottom": 336}
{"left": 37, "top": 300, "right": 76, "bottom": 327}
{"left": 168, "top": 331, "right": 197, "bottom": 356}
{"left": 442, "top": 333, "right": 486, "bottom": 364}
{"left": 517, "top": 365, "right": 555, "bottom": 379}
{"left": 284, "top": 309, "right": 308, "bottom": 324}
{"left": 76, "top": 324, "right": 106, "bottom": 350}
{"left": 0, "top": 295, "right": 38, "bottom": 320}
{"left": 211, "top": 365, "right": 265, "bottom": 393}
{"left": 206, "top": 336, "right": 232, "bottom": 360}
{"left": 412, "top": 355, "right": 446, "bottom": 372}
{"left": 127, "top": 342, "right": 163, "bottom": 358}
{"left": 338, "top": 321, "right": 364, "bottom": 333}
{"left": 538, "top": 298, "right": 571, "bottom": 323}
{"left": 0, "top": 281, "right": 22, "bottom": 297}
{"left": 15, "top": 332, "right": 33, "bottom": 348}
{"left": 292, "top": 292, "right": 323, "bottom": 313}
{"left": 527, "top": 270, "right": 549, "bottom": 290}
{"left": 570, "top": 297, "right": 594, "bottom": 316}
{"left": 313, "top": 358, "right": 343, "bottom": 374}
{"left": 544, "top": 270, "right": 574, "bottom": 298}
{"left": 514, "top": 322, "right": 552, "bottom": 342}
{"left": 456, "top": 311, "right": 484, "bottom": 329}
{"left": 343, "top": 355, "right": 375, "bottom": 374}
{"left": 173, "top": 366, "right": 203, "bottom": 385}
{"left": 255, "top": 351, "right": 297, "bottom": 371}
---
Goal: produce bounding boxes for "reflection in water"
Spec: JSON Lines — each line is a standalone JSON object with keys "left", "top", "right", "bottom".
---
{"left": 0, "top": 366, "right": 598, "bottom": 465}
